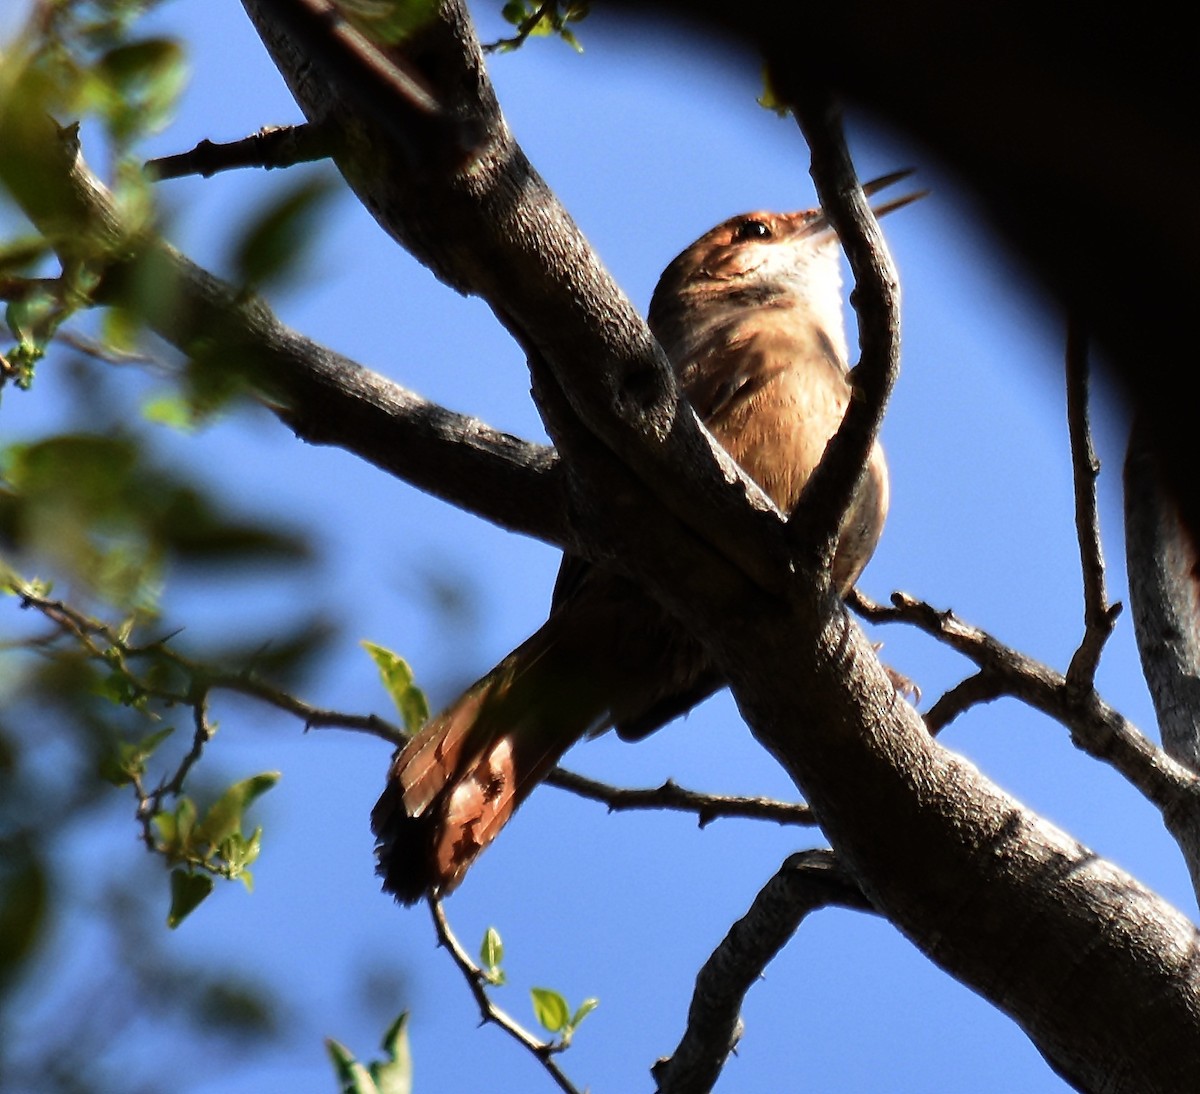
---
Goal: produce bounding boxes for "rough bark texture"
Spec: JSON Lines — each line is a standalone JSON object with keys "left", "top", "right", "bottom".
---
{"left": 1126, "top": 415, "right": 1200, "bottom": 902}
{"left": 7, "top": 1, "right": 1200, "bottom": 1089}
{"left": 227, "top": 5, "right": 1200, "bottom": 1091}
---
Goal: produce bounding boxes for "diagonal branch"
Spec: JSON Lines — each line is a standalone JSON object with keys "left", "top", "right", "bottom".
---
{"left": 0, "top": 108, "right": 568, "bottom": 548}
{"left": 786, "top": 87, "right": 901, "bottom": 575}
{"left": 652, "top": 849, "right": 873, "bottom": 1094}
{"left": 856, "top": 589, "right": 1199, "bottom": 812}
{"left": 428, "top": 898, "right": 585, "bottom": 1094}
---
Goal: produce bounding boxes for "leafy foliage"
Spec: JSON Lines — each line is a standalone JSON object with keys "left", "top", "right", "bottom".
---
{"left": 327, "top": 1012, "right": 414, "bottom": 1094}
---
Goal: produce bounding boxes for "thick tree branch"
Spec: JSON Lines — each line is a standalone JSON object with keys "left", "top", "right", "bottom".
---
{"left": 240, "top": 0, "right": 802, "bottom": 597}
{"left": 0, "top": 108, "right": 567, "bottom": 548}
{"left": 233, "top": 5, "right": 1200, "bottom": 1090}
{"left": 653, "top": 849, "right": 873, "bottom": 1094}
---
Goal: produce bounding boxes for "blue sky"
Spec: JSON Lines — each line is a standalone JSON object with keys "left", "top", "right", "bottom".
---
{"left": 3, "top": 3, "right": 1188, "bottom": 1092}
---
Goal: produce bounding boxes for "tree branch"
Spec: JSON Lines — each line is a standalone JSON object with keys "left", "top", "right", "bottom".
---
{"left": 856, "top": 589, "right": 1199, "bottom": 810}
{"left": 0, "top": 108, "right": 568, "bottom": 548}
{"left": 428, "top": 898, "right": 585, "bottom": 1094}
{"left": 1125, "top": 410, "right": 1200, "bottom": 902}
{"left": 146, "top": 122, "right": 333, "bottom": 180}
{"left": 786, "top": 87, "right": 900, "bottom": 574}
{"left": 234, "top": 5, "right": 1200, "bottom": 1089}
{"left": 652, "top": 849, "right": 873, "bottom": 1094}
{"left": 545, "top": 769, "right": 816, "bottom": 827}
{"left": 1064, "top": 317, "right": 1121, "bottom": 690}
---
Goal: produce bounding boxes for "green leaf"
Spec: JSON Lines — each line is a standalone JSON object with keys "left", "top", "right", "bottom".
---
{"left": 571, "top": 996, "right": 599, "bottom": 1028}
{"left": 229, "top": 176, "right": 337, "bottom": 290}
{"left": 141, "top": 392, "right": 197, "bottom": 431}
{"left": 90, "top": 37, "right": 188, "bottom": 141}
{"left": 757, "top": 64, "right": 791, "bottom": 116}
{"left": 99, "top": 724, "right": 173, "bottom": 785}
{"left": 530, "top": 986, "right": 570, "bottom": 1033}
{"left": 326, "top": 1038, "right": 380, "bottom": 1094}
{"left": 362, "top": 641, "right": 429, "bottom": 733}
{"left": 153, "top": 796, "right": 197, "bottom": 856}
{"left": 480, "top": 925, "right": 504, "bottom": 969}
{"left": 220, "top": 826, "right": 263, "bottom": 887}
{"left": 167, "top": 868, "right": 214, "bottom": 928}
{"left": 194, "top": 771, "right": 279, "bottom": 848}
{"left": 371, "top": 1011, "right": 413, "bottom": 1094}
{"left": 0, "top": 841, "right": 48, "bottom": 980}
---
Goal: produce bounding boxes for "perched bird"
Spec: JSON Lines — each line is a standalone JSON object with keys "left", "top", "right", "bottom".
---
{"left": 372, "top": 175, "right": 915, "bottom": 904}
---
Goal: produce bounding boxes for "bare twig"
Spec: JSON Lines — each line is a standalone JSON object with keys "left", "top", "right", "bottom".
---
{"left": 146, "top": 122, "right": 333, "bottom": 181}
{"left": 545, "top": 768, "right": 815, "bottom": 827}
{"left": 855, "top": 589, "right": 1200, "bottom": 811}
{"left": 428, "top": 898, "right": 584, "bottom": 1094}
{"left": 13, "top": 582, "right": 406, "bottom": 745}
{"left": 1064, "top": 317, "right": 1121, "bottom": 690}
{"left": 652, "top": 849, "right": 873, "bottom": 1094}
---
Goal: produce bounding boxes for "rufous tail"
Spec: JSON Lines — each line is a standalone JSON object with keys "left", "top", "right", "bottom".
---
{"left": 371, "top": 619, "right": 612, "bottom": 904}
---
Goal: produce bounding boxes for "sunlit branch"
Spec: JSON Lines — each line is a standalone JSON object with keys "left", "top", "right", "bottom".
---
{"left": 854, "top": 589, "right": 1199, "bottom": 811}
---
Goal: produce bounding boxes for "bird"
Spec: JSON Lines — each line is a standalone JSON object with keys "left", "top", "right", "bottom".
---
{"left": 372, "top": 174, "right": 917, "bottom": 904}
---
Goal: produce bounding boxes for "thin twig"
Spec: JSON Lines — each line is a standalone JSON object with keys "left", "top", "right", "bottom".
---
{"left": 1064, "top": 316, "right": 1121, "bottom": 690}
{"left": 13, "top": 583, "right": 406, "bottom": 745}
{"left": 483, "top": 0, "right": 557, "bottom": 53}
{"left": 545, "top": 768, "right": 814, "bottom": 827}
{"left": 923, "top": 670, "right": 1009, "bottom": 735}
{"left": 428, "top": 898, "right": 584, "bottom": 1094}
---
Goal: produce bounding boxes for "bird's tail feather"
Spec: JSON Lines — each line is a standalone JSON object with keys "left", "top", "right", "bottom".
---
{"left": 371, "top": 618, "right": 612, "bottom": 904}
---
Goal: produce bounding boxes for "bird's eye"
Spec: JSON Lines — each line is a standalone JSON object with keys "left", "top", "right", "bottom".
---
{"left": 734, "top": 219, "right": 772, "bottom": 241}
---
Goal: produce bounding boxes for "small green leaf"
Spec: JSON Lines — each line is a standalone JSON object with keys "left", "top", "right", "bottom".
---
{"left": 153, "top": 796, "right": 197, "bottom": 856}
{"left": 371, "top": 1011, "right": 413, "bottom": 1094}
{"left": 326, "top": 1037, "right": 380, "bottom": 1094}
{"left": 757, "top": 64, "right": 791, "bottom": 116}
{"left": 531, "top": 986, "right": 570, "bottom": 1033}
{"left": 480, "top": 925, "right": 503, "bottom": 968}
{"left": 99, "top": 724, "right": 173, "bottom": 785}
{"left": 220, "top": 826, "right": 263, "bottom": 887}
{"left": 362, "top": 641, "right": 429, "bottom": 733}
{"left": 194, "top": 771, "right": 279, "bottom": 848}
{"left": 229, "top": 176, "right": 337, "bottom": 290}
{"left": 571, "top": 996, "right": 599, "bottom": 1028}
{"left": 142, "top": 392, "right": 197, "bottom": 431}
{"left": 91, "top": 37, "right": 188, "bottom": 141}
{"left": 167, "top": 868, "right": 214, "bottom": 928}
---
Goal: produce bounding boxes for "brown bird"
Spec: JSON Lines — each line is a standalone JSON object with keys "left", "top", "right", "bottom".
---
{"left": 372, "top": 175, "right": 915, "bottom": 904}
